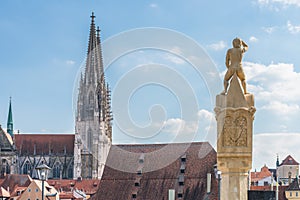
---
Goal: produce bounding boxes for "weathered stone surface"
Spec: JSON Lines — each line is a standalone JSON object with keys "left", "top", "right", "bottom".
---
{"left": 215, "top": 72, "right": 256, "bottom": 200}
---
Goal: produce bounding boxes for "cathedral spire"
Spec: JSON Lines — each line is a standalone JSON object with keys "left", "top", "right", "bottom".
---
{"left": 84, "top": 12, "right": 104, "bottom": 86}
{"left": 7, "top": 97, "right": 13, "bottom": 137}
{"left": 74, "top": 13, "right": 112, "bottom": 179}
{"left": 87, "top": 12, "right": 96, "bottom": 54}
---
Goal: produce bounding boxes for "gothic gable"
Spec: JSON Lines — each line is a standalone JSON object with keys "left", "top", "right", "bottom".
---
{"left": 0, "top": 126, "right": 13, "bottom": 151}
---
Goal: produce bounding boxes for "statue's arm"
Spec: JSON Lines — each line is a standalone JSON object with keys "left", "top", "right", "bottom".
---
{"left": 225, "top": 50, "right": 230, "bottom": 68}
{"left": 242, "top": 40, "right": 248, "bottom": 52}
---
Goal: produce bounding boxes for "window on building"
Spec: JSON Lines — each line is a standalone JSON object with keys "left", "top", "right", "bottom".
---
{"left": 264, "top": 181, "right": 268, "bottom": 186}
{"left": 68, "top": 166, "right": 73, "bottom": 179}
{"left": 0, "top": 159, "right": 8, "bottom": 177}
{"left": 296, "top": 192, "right": 298, "bottom": 197}
{"left": 137, "top": 169, "right": 142, "bottom": 176}
{"left": 5, "top": 162, "right": 10, "bottom": 175}
{"left": 88, "top": 92, "right": 94, "bottom": 106}
{"left": 290, "top": 192, "right": 292, "bottom": 197}
{"left": 179, "top": 175, "right": 184, "bottom": 186}
{"left": 288, "top": 172, "right": 292, "bottom": 179}
{"left": 181, "top": 154, "right": 186, "bottom": 163}
{"left": 178, "top": 193, "right": 183, "bottom": 198}
{"left": 53, "top": 163, "right": 61, "bottom": 179}
{"left": 23, "top": 161, "right": 32, "bottom": 175}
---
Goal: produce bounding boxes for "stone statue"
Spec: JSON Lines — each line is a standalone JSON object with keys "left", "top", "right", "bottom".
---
{"left": 222, "top": 37, "right": 248, "bottom": 94}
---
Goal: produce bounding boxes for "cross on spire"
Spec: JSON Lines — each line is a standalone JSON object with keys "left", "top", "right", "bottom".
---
{"left": 90, "top": 12, "right": 96, "bottom": 23}
{"left": 97, "top": 26, "right": 100, "bottom": 36}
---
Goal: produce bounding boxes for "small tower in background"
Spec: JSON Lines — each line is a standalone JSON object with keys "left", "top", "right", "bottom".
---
{"left": 7, "top": 97, "right": 13, "bottom": 137}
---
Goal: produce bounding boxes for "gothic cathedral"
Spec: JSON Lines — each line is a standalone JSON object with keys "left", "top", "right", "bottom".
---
{"left": 0, "top": 13, "right": 112, "bottom": 180}
{"left": 73, "top": 12, "right": 112, "bottom": 180}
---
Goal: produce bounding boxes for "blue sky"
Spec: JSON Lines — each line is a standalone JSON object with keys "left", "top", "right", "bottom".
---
{"left": 1, "top": 0, "right": 300, "bottom": 170}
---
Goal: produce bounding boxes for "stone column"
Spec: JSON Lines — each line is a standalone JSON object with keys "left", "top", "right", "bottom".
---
{"left": 215, "top": 73, "right": 256, "bottom": 200}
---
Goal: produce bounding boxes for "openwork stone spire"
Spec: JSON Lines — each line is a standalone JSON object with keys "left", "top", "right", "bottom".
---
{"left": 74, "top": 12, "right": 112, "bottom": 180}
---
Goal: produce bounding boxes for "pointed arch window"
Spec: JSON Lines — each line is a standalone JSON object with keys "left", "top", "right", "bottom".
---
{"left": 88, "top": 92, "right": 94, "bottom": 119}
{"left": 88, "top": 92, "right": 94, "bottom": 106}
{"left": 1, "top": 159, "right": 10, "bottom": 177}
{"left": 5, "top": 162, "right": 10, "bottom": 174}
{"left": 23, "top": 160, "right": 32, "bottom": 175}
{"left": 68, "top": 165, "right": 73, "bottom": 179}
{"left": 53, "top": 163, "right": 61, "bottom": 179}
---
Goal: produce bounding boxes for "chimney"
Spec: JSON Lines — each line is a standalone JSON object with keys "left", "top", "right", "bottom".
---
{"left": 168, "top": 189, "right": 175, "bottom": 200}
{"left": 207, "top": 173, "right": 211, "bottom": 193}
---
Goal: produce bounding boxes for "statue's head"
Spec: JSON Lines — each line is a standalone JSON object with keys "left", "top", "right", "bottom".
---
{"left": 232, "top": 38, "right": 242, "bottom": 48}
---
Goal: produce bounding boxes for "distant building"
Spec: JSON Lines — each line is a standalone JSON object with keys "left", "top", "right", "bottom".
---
{"left": 18, "top": 179, "right": 59, "bottom": 200}
{"left": 0, "top": 125, "right": 16, "bottom": 178}
{"left": 278, "top": 155, "right": 299, "bottom": 185}
{"left": 0, "top": 174, "right": 32, "bottom": 199}
{"left": 285, "top": 177, "right": 300, "bottom": 200}
{"left": 0, "top": 98, "right": 17, "bottom": 178}
{"left": 91, "top": 142, "right": 218, "bottom": 200}
{"left": 47, "top": 179, "right": 99, "bottom": 199}
{"left": 0, "top": 12, "right": 112, "bottom": 180}
{"left": 14, "top": 134, "right": 75, "bottom": 179}
{"left": 251, "top": 165, "right": 275, "bottom": 186}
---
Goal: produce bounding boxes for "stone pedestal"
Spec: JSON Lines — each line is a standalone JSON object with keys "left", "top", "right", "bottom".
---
{"left": 215, "top": 73, "right": 256, "bottom": 200}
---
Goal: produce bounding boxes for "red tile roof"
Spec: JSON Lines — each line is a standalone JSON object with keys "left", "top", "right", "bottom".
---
{"left": 14, "top": 134, "right": 74, "bottom": 155}
{"left": 0, "top": 174, "right": 32, "bottom": 197}
{"left": 251, "top": 165, "right": 272, "bottom": 182}
{"left": 47, "top": 179, "right": 99, "bottom": 195}
{"left": 280, "top": 155, "right": 299, "bottom": 166}
{"left": 92, "top": 142, "right": 218, "bottom": 200}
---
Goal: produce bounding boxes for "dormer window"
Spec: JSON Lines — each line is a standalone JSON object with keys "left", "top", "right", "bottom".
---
{"left": 180, "top": 164, "right": 186, "bottom": 174}
{"left": 139, "top": 154, "right": 145, "bottom": 164}
{"left": 179, "top": 175, "right": 184, "bottom": 186}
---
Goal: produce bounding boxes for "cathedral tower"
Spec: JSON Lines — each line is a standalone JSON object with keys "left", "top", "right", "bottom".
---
{"left": 74, "top": 12, "right": 112, "bottom": 180}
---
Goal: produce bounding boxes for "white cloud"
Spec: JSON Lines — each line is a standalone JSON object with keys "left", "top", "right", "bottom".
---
{"left": 253, "top": 133, "right": 300, "bottom": 170}
{"left": 66, "top": 60, "right": 75, "bottom": 65}
{"left": 207, "top": 41, "right": 227, "bottom": 51}
{"left": 244, "top": 62, "right": 300, "bottom": 103}
{"left": 261, "top": 101, "right": 300, "bottom": 115}
{"left": 273, "top": 0, "right": 300, "bottom": 7}
{"left": 262, "top": 26, "right": 277, "bottom": 34}
{"left": 162, "top": 118, "right": 185, "bottom": 134}
{"left": 257, "top": 0, "right": 300, "bottom": 7}
{"left": 249, "top": 36, "right": 258, "bottom": 43}
{"left": 287, "top": 21, "right": 300, "bottom": 34}
{"left": 225, "top": 62, "right": 300, "bottom": 122}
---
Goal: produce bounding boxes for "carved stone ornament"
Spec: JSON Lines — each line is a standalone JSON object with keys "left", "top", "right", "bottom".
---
{"left": 222, "top": 115, "right": 247, "bottom": 147}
